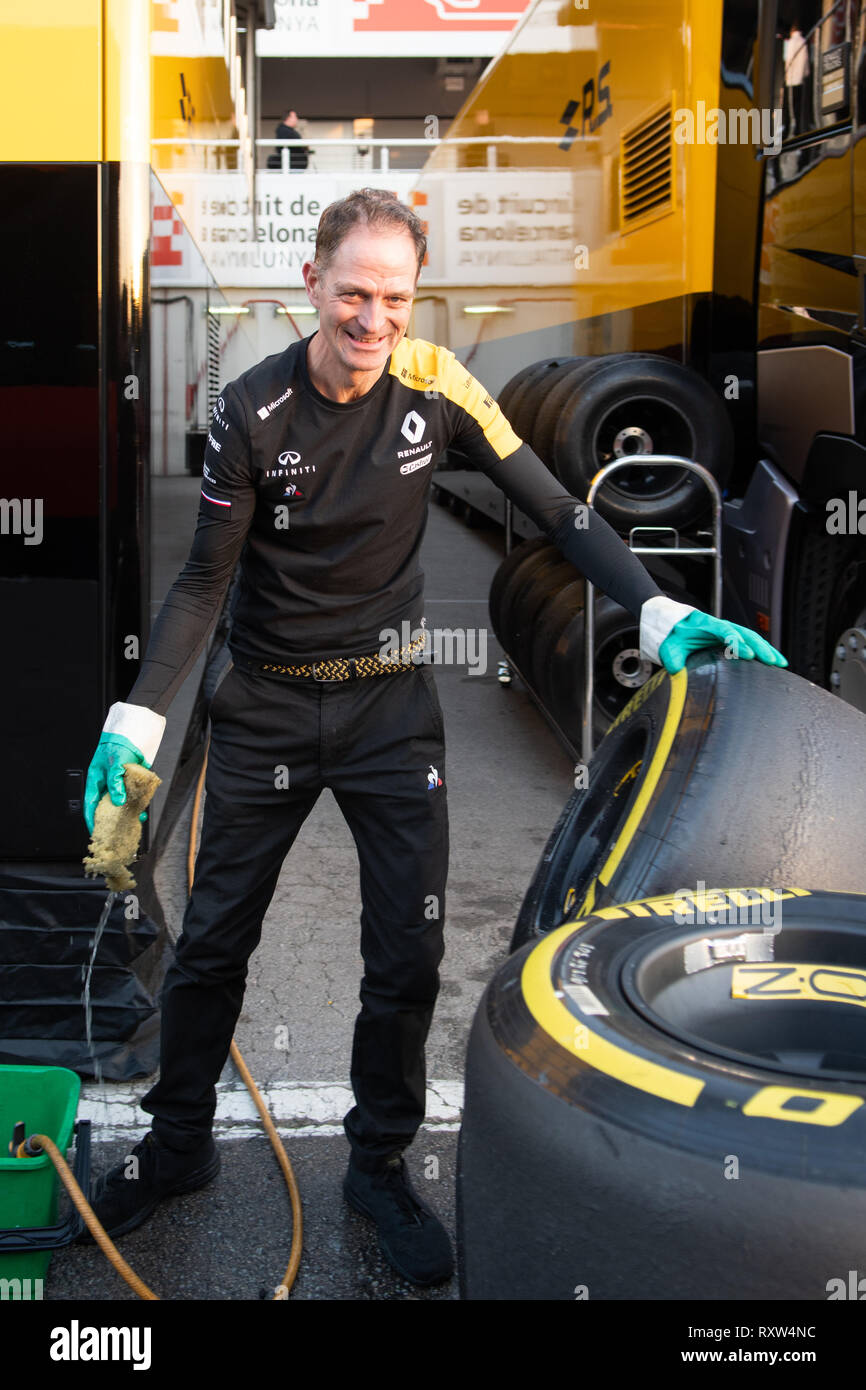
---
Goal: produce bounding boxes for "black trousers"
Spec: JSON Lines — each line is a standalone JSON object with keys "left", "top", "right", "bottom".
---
{"left": 141, "top": 659, "right": 449, "bottom": 1171}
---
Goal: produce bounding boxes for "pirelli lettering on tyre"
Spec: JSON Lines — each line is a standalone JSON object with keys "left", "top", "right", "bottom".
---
{"left": 732, "top": 963, "right": 866, "bottom": 1009}
{"left": 520, "top": 903, "right": 866, "bottom": 1128}
{"left": 607, "top": 665, "right": 668, "bottom": 733}
{"left": 740, "top": 1086, "right": 864, "bottom": 1127}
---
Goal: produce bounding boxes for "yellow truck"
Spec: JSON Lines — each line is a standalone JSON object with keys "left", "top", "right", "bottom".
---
{"left": 414, "top": 0, "right": 866, "bottom": 711}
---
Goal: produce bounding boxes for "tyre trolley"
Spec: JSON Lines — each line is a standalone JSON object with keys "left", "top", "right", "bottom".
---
{"left": 497, "top": 455, "right": 723, "bottom": 766}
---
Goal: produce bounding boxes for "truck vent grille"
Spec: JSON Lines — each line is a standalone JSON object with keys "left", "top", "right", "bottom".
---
{"left": 620, "top": 102, "right": 674, "bottom": 230}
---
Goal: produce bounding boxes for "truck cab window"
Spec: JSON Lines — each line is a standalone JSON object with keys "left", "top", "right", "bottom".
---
{"left": 774, "top": 0, "right": 854, "bottom": 142}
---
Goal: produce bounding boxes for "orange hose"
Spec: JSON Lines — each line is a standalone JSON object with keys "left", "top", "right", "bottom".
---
{"left": 45, "top": 730, "right": 304, "bottom": 1301}
{"left": 25, "top": 1135, "right": 158, "bottom": 1300}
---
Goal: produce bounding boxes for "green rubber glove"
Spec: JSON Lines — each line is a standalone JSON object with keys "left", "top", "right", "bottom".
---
{"left": 659, "top": 610, "right": 788, "bottom": 675}
{"left": 84, "top": 734, "right": 151, "bottom": 834}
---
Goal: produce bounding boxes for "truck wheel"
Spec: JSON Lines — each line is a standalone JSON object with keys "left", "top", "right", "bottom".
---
{"left": 786, "top": 520, "right": 866, "bottom": 702}
{"left": 511, "top": 651, "right": 866, "bottom": 949}
{"left": 460, "top": 888, "right": 866, "bottom": 1300}
{"left": 552, "top": 356, "right": 733, "bottom": 532}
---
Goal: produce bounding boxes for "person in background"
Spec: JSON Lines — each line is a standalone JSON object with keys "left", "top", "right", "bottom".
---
{"left": 267, "top": 109, "right": 310, "bottom": 170}
{"left": 784, "top": 21, "right": 811, "bottom": 135}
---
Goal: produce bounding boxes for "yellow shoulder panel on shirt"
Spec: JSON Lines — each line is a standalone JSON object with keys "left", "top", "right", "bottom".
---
{"left": 390, "top": 338, "right": 523, "bottom": 461}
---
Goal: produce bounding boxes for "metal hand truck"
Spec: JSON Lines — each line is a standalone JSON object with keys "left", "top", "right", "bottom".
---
{"left": 581, "top": 454, "right": 723, "bottom": 762}
{"left": 496, "top": 455, "right": 723, "bottom": 765}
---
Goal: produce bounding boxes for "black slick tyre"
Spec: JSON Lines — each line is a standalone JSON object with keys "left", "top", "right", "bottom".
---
{"left": 459, "top": 887, "right": 866, "bottom": 1300}
{"left": 512, "top": 651, "right": 866, "bottom": 949}
{"left": 551, "top": 355, "right": 734, "bottom": 532}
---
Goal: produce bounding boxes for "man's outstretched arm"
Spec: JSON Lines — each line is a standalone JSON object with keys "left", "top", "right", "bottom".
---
{"left": 84, "top": 386, "right": 256, "bottom": 830}
{"left": 441, "top": 363, "right": 785, "bottom": 671}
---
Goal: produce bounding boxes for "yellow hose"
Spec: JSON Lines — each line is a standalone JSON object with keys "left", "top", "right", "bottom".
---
{"left": 40, "top": 734, "right": 304, "bottom": 1301}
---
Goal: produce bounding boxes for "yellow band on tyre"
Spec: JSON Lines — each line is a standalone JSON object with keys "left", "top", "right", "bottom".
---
{"left": 521, "top": 923, "right": 705, "bottom": 1107}
{"left": 575, "top": 668, "right": 688, "bottom": 916}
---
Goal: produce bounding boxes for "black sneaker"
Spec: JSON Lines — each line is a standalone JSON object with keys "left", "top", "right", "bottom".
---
{"left": 343, "top": 1153, "right": 454, "bottom": 1286}
{"left": 77, "top": 1131, "right": 220, "bottom": 1242}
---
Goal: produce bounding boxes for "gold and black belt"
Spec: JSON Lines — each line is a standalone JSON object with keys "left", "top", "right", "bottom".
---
{"left": 243, "top": 633, "right": 427, "bottom": 683}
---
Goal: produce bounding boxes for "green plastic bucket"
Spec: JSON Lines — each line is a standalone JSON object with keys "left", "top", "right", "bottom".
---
{"left": 0, "top": 1064, "right": 80, "bottom": 1292}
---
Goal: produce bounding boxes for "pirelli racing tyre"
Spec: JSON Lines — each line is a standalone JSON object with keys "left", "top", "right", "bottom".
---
{"left": 510, "top": 357, "right": 588, "bottom": 457}
{"left": 511, "top": 652, "right": 866, "bottom": 950}
{"left": 497, "top": 358, "right": 565, "bottom": 423}
{"left": 542, "top": 592, "right": 654, "bottom": 745}
{"left": 551, "top": 355, "right": 734, "bottom": 533}
{"left": 458, "top": 888, "right": 866, "bottom": 1300}
{"left": 505, "top": 357, "right": 583, "bottom": 445}
{"left": 506, "top": 552, "right": 583, "bottom": 678}
{"left": 488, "top": 536, "right": 551, "bottom": 655}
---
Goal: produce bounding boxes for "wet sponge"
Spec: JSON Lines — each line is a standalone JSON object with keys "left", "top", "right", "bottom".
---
{"left": 83, "top": 764, "right": 162, "bottom": 891}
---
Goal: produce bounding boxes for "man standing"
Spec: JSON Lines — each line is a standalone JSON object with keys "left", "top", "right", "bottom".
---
{"left": 84, "top": 189, "right": 784, "bottom": 1287}
{"left": 267, "top": 108, "right": 309, "bottom": 170}
{"left": 784, "top": 22, "right": 811, "bottom": 136}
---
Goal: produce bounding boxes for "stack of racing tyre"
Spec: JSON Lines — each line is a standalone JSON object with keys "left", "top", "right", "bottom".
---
{"left": 458, "top": 653, "right": 866, "bottom": 1300}
{"left": 490, "top": 352, "right": 732, "bottom": 743}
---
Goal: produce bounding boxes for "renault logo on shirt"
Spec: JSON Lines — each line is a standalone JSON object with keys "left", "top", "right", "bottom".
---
{"left": 400, "top": 411, "right": 426, "bottom": 444}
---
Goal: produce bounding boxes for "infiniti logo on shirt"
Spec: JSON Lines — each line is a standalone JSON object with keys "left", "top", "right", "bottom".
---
{"left": 278, "top": 450, "right": 301, "bottom": 466}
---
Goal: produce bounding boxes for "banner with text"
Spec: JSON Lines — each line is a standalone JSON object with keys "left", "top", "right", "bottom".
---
{"left": 157, "top": 168, "right": 600, "bottom": 289}
{"left": 257, "top": 0, "right": 531, "bottom": 59}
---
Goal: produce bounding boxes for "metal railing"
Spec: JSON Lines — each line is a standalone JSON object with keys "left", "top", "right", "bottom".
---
{"left": 150, "top": 133, "right": 594, "bottom": 173}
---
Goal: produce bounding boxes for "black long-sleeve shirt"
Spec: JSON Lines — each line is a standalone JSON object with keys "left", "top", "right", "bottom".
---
{"left": 128, "top": 334, "right": 662, "bottom": 714}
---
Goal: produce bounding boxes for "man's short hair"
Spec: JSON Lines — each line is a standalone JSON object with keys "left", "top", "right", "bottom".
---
{"left": 314, "top": 188, "right": 427, "bottom": 279}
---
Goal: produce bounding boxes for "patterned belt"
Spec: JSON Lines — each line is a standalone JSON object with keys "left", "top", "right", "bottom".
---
{"left": 257, "top": 633, "right": 427, "bottom": 682}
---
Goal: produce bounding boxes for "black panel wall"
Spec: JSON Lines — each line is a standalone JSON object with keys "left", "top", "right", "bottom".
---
{"left": 0, "top": 163, "right": 150, "bottom": 863}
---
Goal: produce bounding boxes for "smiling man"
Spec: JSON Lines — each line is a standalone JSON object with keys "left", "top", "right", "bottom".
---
{"left": 302, "top": 216, "right": 416, "bottom": 395}
{"left": 83, "top": 188, "right": 784, "bottom": 1288}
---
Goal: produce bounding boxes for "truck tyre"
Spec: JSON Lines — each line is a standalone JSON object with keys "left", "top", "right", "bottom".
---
{"left": 459, "top": 887, "right": 866, "bottom": 1300}
{"left": 511, "top": 652, "right": 866, "bottom": 949}
{"left": 786, "top": 519, "right": 866, "bottom": 699}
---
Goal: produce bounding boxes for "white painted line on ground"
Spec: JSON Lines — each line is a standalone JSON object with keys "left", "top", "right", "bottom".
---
{"left": 78, "top": 1079, "right": 464, "bottom": 1143}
